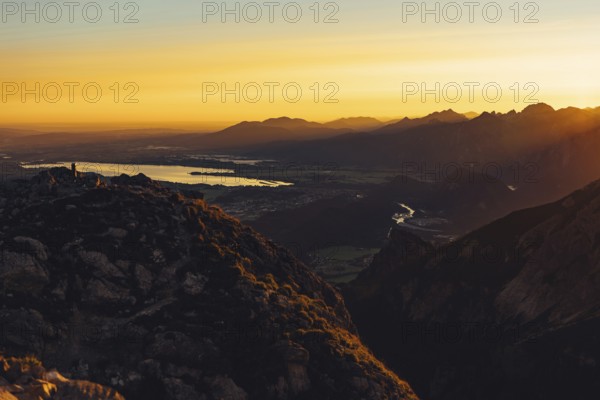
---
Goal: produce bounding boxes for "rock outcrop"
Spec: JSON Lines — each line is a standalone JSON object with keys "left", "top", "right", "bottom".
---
{"left": 0, "top": 168, "right": 417, "bottom": 400}
{"left": 0, "top": 354, "right": 124, "bottom": 399}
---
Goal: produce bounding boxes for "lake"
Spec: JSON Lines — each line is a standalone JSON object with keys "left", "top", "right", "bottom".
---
{"left": 21, "top": 161, "right": 294, "bottom": 187}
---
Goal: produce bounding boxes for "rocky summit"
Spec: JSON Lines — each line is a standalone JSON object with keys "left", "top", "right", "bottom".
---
{"left": 0, "top": 354, "right": 124, "bottom": 400}
{"left": 0, "top": 168, "right": 417, "bottom": 400}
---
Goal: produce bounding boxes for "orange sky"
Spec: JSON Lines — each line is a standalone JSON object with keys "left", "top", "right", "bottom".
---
{"left": 1, "top": 0, "right": 599, "bottom": 130}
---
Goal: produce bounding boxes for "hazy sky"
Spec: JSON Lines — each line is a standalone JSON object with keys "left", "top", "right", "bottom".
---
{"left": 1, "top": 0, "right": 599, "bottom": 129}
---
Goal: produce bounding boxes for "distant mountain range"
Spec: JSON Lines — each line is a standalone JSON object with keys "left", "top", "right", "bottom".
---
{"left": 257, "top": 104, "right": 600, "bottom": 165}
{"left": 0, "top": 111, "right": 479, "bottom": 153}
{"left": 179, "top": 110, "right": 476, "bottom": 149}
{"left": 254, "top": 104, "right": 600, "bottom": 206}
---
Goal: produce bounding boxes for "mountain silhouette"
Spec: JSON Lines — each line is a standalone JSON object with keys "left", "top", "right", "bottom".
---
{"left": 160, "top": 118, "right": 352, "bottom": 150}
{"left": 376, "top": 109, "right": 468, "bottom": 134}
{"left": 254, "top": 104, "right": 600, "bottom": 206}
{"left": 324, "top": 117, "right": 385, "bottom": 131}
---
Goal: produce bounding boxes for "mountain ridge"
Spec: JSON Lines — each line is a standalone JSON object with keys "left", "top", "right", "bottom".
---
{"left": 0, "top": 167, "right": 418, "bottom": 400}
{"left": 344, "top": 176, "right": 600, "bottom": 399}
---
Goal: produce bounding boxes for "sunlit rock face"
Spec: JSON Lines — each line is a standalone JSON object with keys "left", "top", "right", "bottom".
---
{"left": 0, "top": 168, "right": 418, "bottom": 400}
{"left": 0, "top": 354, "right": 124, "bottom": 400}
{"left": 345, "top": 178, "right": 600, "bottom": 400}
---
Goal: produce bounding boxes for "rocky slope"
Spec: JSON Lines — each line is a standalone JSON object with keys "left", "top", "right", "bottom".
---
{"left": 0, "top": 167, "right": 417, "bottom": 400}
{"left": 0, "top": 354, "right": 124, "bottom": 399}
{"left": 345, "top": 178, "right": 600, "bottom": 399}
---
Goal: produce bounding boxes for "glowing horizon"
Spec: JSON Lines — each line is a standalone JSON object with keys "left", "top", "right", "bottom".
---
{"left": 2, "top": 0, "right": 599, "bottom": 130}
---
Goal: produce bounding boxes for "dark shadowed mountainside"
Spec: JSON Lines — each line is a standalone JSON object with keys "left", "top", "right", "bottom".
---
{"left": 344, "top": 177, "right": 600, "bottom": 400}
